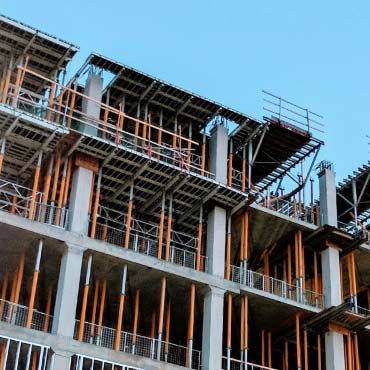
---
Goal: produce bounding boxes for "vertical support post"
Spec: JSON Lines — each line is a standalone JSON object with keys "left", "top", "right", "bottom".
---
{"left": 268, "top": 331, "right": 272, "bottom": 368}
{"left": 78, "top": 254, "right": 92, "bottom": 341}
{"left": 226, "top": 293, "right": 232, "bottom": 370}
{"left": 28, "top": 151, "right": 42, "bottom": 220}
{"left": 186, "top": 122, "right": 192, "bottom": 168}
{"left": 201, "top": 130, "right": 206, "bottom": 176}
{"left": 157, "top": 193, "right": 165, "bottom": 259}
{"left": 240, "top": 294, "right": 245, "bottom": 365}
{"left": 314, "top": 252, "right": 319, "bottom": 306}
{"left": 187, "top": 283, "right": 195, "bottom": 369}
{"left": 43, "top": 286, "right": 52, "bottom": 332}
{"left": 55, "top": 159, "right": 68, "bottom": 225}
{"left": 97, "top": 279, "right": 107, "bottom": 342}
{"left": 165, "top": 195, "right": 173, "bottom": 261}
{"left": 115, "top": 264, "right": 128, "bottom": 351}
{"left": 42, "top": 155, "right": 54, "bottom": 213}
{"left": 225, "top": 214, "right": 231, "bottom": 280}
{"left": 90, "top": 280, "right": 99, "bottom": 340}
{"left": 0, "top": 272, "right": 9, "bottom": 318}
{"left": 296, "top": 313, "right": 302, "bottom": 370}
{"left": 353, "top": 333, "right": 360, "bottom": 370}
{"left": 196, "top": 205, "right": 203, "bottom": 271}
{"left": 317, "top": 334, "right": 321, "bottom": 370}
{"left": 124, "top": 183, "right": 134, "bottom": 249}
{"left": 347, "top": 334, "right": 353, "bottom": 370}
{"left": 134, "top": 103, "right": 141, "bottom": 148}
{"left": 228, "top": 139, "right": 233, "bottom": 186}
{"left": 243, "top": 296, "right": 248, "bottom": 366}
{"left": 284, "top": 340, "right": 289, "bottom": 370}
{"left": 0, "top": 139, "right": 5, "bottom": 175}
{"left": 132, "top": 289, "right": 140, "bottom": 354}
{"left": 90, "top": 168, "right": 102, "bottom": 239}
{"left": 157, "top": 109, "right": 163, "bottom": 159}
{"left": 248, "top": 141, "right": 253, "bottom": 188}
{"left": 51, "top": 150, "right": 61, "bottom": 203}
{"left": 241, "top": 145, "right": 246, "bottom": 192}
{"left": 26, "top": 240, "right": 43, "bottom": 328}
{"left": 164, "top": 301, "right": 171, "bottom": 362}
{"left": 261, "top": 330, "right": 265, "bottom": 366}
{"left": 157, "top": 276, "right": 166, "bottom": 360}
{"left": 1, "top": 55, "right": 13, "bottom": 104}
{"left": 46, "top": 82, "right": 56, "bottom": 121}
{"left": 304, "top": 330, "right": 308, "bottom": 370}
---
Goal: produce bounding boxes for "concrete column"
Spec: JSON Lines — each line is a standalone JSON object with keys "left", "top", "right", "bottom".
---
{"left": 209, "top": 124, "right": 228, "bottom": 184}
{"left": 206, "top": 205, "right": 226, "bottom": 277}
{"left": 52, "top": 243, "right": 85, "bottom": 337}
{"left": 49, "top": 350, "right": 72, "bottom": 370}
{"left": 321, "top": 246, "right": 342, "bottom": 308}
{"left": 68, "top": 166, "right": 93, "bottom": 235}
{"left": 81, "top": 72, "right": 103, "bottom": 136}
{"left": 318, "top": 167, "right": 337, "bottom": 227}
{"left": 201, "top": 286, "right": 225, "bottom": 370}
{"left": 324, "top": 331, "right": 345, "bottom": 370}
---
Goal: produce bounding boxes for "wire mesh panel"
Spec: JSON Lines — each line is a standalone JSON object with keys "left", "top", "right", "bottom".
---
{"left": 74, "top": 321, "right": 201, "bottom": 369}
{"left": 0, "top": 335, "right": 50, "bottom": 370}
{"left": 222, "top": 356, "right": 278, "bottom": 370}
{"left": 230, "top": 266, "right": 323, "bottom": 309}
{"left": 0, "top": 299, "right": 53, "bottom": 333}
{"left": 71, "top": 354, "right": 147, "bottom": 370}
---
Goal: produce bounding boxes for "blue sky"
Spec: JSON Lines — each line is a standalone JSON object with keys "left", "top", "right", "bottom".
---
{"left": 2, "top": 0, "right": 369, "bottom": 184}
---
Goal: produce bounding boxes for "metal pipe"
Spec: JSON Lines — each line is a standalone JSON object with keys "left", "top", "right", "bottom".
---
{"left": 225, "top": 215, "right": 231, "bottom": 280}
{"left": 55, "top": 159, "right": 68, "bottom": 225}
{"left": 157, "top": 193, "right": 166, "bottom": 259}
{"left": 78, "top": 254, "right": 92, "bottom": 341}
{"left": 115, "top": 264, "right": 128, "bottom": 351}
{"left": 187, "top": 283, "right": 195, "bottom": 368}
{"left": 303, "top": 330, "right": 308, "bottom": 370}
{"left": 124, "top": 183, "right": 134, "bottom": 249}
{"left": 132, "top": 288, "right": 140, "bottom": 353}
{"left": 165, "top": 195, "right": 173, "bottom": 261}
{"left": 90, "top": 168, "right": 102, "bottom": 239}
{"left": 90, "top": 280, "right": 99, "bottom": 339}
{"left": 28, "top": 152, "right": 42, "bottom": 220}
{"left": 164, "top": 300, "right": 171, "bottom": 362}
{"left": 0, "top": 139, "right": 6, "bottom": 175}
{"left": 97, "top": 279, "right": 107, "bottom": 341}
{"left": 51, "top": 150, "right": 61, "bottom": 202}
{"left": 196, "top": 205, "right": 203, "bottom": 271}
{"left": 26, "top": 240, "right": 43, "bottom": 328}
{"left": 296, "top": 314, "right": 302, "bottom": 370}
{"left": 317, "top": 334, "right": 321, "bottom": 370}
{"left": 157, "top": 276, "right": 166, "bottom": 360}
{"left": 228, "top": 139, "right": 233, "bottom": 186}
{"left": 43, "top": 286, "right": 52, "bottom": 332}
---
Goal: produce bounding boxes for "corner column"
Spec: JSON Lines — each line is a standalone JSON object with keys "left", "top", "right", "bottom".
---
{"left": 201, "top": 286, "right": 225, "bottom": 370}
{"left": 318, "top": 165, "right": 345, "bottom": 370}
{"left": 52, "top": 243, "right": 85, "bottom": 337}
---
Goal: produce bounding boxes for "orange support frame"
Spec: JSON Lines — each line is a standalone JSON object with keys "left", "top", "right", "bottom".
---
{"left": 115, "top": 265, "right": 128, "bottom": 351}
{"left": 28, "top": 152, "right": 42, "bottom": 220}
{"left": 227, "top": 293, "right": 232, "bottom": 350}
{"left": 78, "top": 255, "right": 92, "bottom": 341}
{"left": 90, "top": 169, "right": 102, "bottom": 239}
{"left": 43, "top": 286, "right": 52, "bottom": 332}
{"left": 157, "top": 194, "right": 166, "bottom": 259}
{"left": 0, "top": 139, "right": 5, "bottom": 175}
{"left": 132, "top": 288, "right": 140, "bottom": 348}
{"left": 164, "top": 301, "right": 171, "bottom": 356}
{"left": 186, "top": 283, "right": 196, "bottom": 367}
{"left": 225, "top": 215, "right": 231, "bottom": 279}
{"left": 26, "top": 240, "right": 43, "bottom": 328}
{"left": 196, "top": 205, "right": 203, "bottom": 271}
{"left": 296, "top": 314, "right": 302, "bottom": 370}
{"left": 165, "top": 196, "right": 173, "bottom": 261}
{"left": 124, "top": 183, "right": 134, "bottom": 249}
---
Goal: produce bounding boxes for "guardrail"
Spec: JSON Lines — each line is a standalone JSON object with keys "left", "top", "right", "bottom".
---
{"left": 0, "top": 179, "right": 69, "bottom": 228}
{"left": 0, "top": 298, "right": 53, "bottom": 332}
{"left": 94, "top": 221, "right": 208, "bottom": 272}
{"left": 75, "top": 320, "right": 201, "bottom": 369}
{"left": 260, "top": 198, "right": 319, "bottom": 226}
{"left": 230, "top": 265, "right": 323, "bottom": 309}
{"left": 72, "top": 354, "right": 148, "bottom": 370}
{"left": 222, "top": 356, "right": 278, "bottom": 370}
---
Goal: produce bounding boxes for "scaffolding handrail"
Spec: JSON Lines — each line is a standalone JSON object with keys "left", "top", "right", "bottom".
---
{"left": 230, "top": 265, "right": 323, "bottom": 309}
{"left": 222, "top": 356, "right": 278, "bottom": 370}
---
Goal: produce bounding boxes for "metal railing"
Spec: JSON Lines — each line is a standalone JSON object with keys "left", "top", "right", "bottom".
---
{"left": 0, "top": 298, "right": 53, "bottom": 332}
{"left": 0, "top": 335, "right": 51, "bottom": 370}
{"left": 71, "top": 354, "right": 149, "bottom": 370}
{"left": 260, "top": 198, "right": 319, "bottom": 225}
{"left": 222, "top": 356, "right": 278, "bottom": 370}
{"left": 75, "top": 321, "right": 201, "bottom": 369}
{"left": 230, "top": 265, "right": 323, "bottom": 309}
{"left": 93, "top": 221, "right": 208, "bottom": 272}
{"left": 0, "top": 179, "right": 69, "bottom": 228}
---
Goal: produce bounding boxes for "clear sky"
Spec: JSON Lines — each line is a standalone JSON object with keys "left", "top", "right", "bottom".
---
{"left": 2, "top": 0, "right": 369, "bottom": 184}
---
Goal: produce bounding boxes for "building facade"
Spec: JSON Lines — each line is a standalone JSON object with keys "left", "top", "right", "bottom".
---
{"left": 0, "top": 14, "right": 369, "bottom": 370}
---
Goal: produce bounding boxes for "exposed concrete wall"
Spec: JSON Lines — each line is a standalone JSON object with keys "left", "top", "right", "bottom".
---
{"left": 318, "top": 168, "right": 338, "bottom": 227}
{"left": 81, "top": 72, "right": 103, "bottom": 136}
{"left": 51, "top": 351, "right": 71, "bottom": 370}
{"left": 201, "top": 286, "right": 225, "bottom": 370}
{"left": 68, "top": 166, "right": 93, "bottom": 235}
{"left": 206, "top": 205, "right": 226, "bottom": 278}
{"left": 209, "top": 124, "right": 228, "bottom": 184}
{"left": 325, "top": 331, "right": 345, "bottom": 370}
{"left": 52, "top": 243, "right": 85, "bottom": 337}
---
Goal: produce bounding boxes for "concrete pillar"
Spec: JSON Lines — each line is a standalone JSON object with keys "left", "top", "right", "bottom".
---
{"left": 68, "top": 166, "right": 93, "bottom": 235}
{"left": 318, "top": 166, "right": 337, "bottom": 227}
{"left": 81, "top": 72, "right": 103, "bottom": 136}
{"left": 209, "top": 124, "right": 228, "bottom": 184}
{"left": 201, "top": 286, "right": 225, "bottom": 370}
{"left": 321, "top": 246, "right": 342, "bottom": 308}
{"left": 324, "top": 331, "right": 345, "bottom": 370}
{"left": 206, "top": 205, "right": 226, "bottom": 277}
{"left": 52, "top": 243, "right": 85, "bottom": 337}
{"left": 49, "top": 350, "right": 72, "bottom": 370}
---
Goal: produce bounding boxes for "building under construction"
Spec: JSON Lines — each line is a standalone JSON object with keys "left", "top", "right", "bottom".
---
{"left": 0, "top": 13, "right": 370, "bottom": 370}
